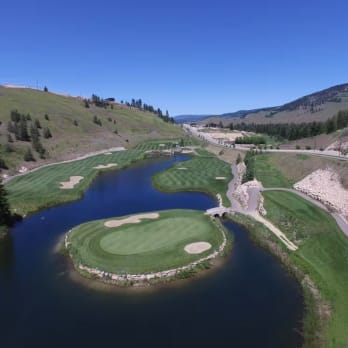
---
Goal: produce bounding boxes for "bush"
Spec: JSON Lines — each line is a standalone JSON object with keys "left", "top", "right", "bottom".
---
{"left": 0, "top": 158, "right": 8, "bottom": 169}
{"left": 305, "top": 145, "right": 311, "bottom": 150}
{"left": 24, "top": 148, "right": 35, "bottom": 162}
{"left": 44, "top": 114, "right": 49, "bottom": 121}
{"left": 319, "top": 147, "right": 324, "bottom": 151}
{"left": 73, "top": 120, "right": 78, "bottom": 126}
{"left": 296, "top": 145, "right": 301, "bottom": 149}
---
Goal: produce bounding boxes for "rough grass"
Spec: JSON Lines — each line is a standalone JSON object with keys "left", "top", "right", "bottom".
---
{"left": 0, "top": 86, "right": 183, "bottom": 169}
{"left": 152, "top": 154, "right": 232, "bottom": 206}
{"left": 5, "top": 149, "right": 145, "bottom": 216}
{"left": 66, "top": 209, "right": 223, "bottom": 274}
{"left": 263, "top": 191, "right": 348, "bottom": 348}
{"left": 254, "top": 153, "right": 348, "bottom": 189}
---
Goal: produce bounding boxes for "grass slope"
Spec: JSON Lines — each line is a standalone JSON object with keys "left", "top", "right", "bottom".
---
{"left": 67, "top": 209, "right": 224, "bottom": 274}
{"left": 263, "top": 191, "right": 348, "bottom": 348}
{"left": 254, "top": 153, "right": 348, "bottom": 189}
{"left": 0, "top": 86, "right": 183, "bottom": 169}
{"left": 152, "top": 153, "right": 232, "bottom": 206}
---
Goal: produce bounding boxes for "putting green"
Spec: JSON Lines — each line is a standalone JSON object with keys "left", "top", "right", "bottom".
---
{"left": 66, "top": 209, "right": 224, "bottom": 274}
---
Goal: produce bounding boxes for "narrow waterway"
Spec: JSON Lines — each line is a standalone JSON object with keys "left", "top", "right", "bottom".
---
{"left": 0, "top": 155, "right": 303, "bottom": 348}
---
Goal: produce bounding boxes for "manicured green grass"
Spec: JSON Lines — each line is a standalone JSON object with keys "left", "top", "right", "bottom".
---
{"left": 254, "top": 154, "right": 293, "bottom": 187}
{"left": 152, "top": 154, "right": 232, "bottom": 206}
{"left": 134, "top": 137, "right": 201, "bottom": 151}
{"left": 6, "top": 149, "right": 144, "bottom": 216}
{"left": 67, "top": 209, "right": 224, "bottom": 274}
{"left": 263, "top": 191, "right": 348, "bottom": 348}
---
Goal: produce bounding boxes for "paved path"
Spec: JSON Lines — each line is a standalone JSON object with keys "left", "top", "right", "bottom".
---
{"left": 207, "top": 164, "right": 299, "bottom": 250}
{"left": 262, "top": 187, "right": 348, "bottom": 237}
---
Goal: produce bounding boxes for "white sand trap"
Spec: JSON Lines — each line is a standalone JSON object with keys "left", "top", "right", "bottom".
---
{"left": 93, "top": 163, "right": 118, "bottom": 169}
{"left": 104, "top": 213, "right": 160, "bottom": 228}
{"left": 215, "top": 177, "right": 226, "bottom": 180}
{"left": 184, "top": 242, "right": 212, "bottom": 254}
{"left": 60, "top": 176, "right": 84, "bottom": 189}
{"left": 159, "top": 144, "right": 165, "bottom": 147}
{"left": 104, "top": 152, "right": 113, "bottom": 155}
{"left": 177, "top": 167, "right": 188, "bottom": 170}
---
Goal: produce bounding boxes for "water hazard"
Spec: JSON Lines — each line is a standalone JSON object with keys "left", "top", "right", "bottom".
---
{"left": 0, "top": 155, "right": 303, "bottom": 347}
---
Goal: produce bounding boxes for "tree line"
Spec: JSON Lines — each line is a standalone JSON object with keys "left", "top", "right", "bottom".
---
{"left": 231, "top": 110, "right": 348, "bottom": 141}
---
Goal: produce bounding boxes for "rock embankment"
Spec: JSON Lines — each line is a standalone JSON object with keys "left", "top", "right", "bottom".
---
{"left": 294, "top": 168, "right": 348, "bottom": 218}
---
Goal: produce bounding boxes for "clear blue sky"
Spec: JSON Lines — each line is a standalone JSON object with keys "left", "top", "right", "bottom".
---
{"left": 1, "top": 0, "right": 348, "bottom": 115}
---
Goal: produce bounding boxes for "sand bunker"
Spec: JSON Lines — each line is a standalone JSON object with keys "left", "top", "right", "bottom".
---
{"left": 215, "top": 177, "right": 226, "bottom": 180}
{"left": 104, "top": 213, "right": 160, "bottom": 228}
{"left": 184, "top": 242, "right": 212, "bottom": 254}
{"left": 60, "top": 176, "right": 84, "bottom": 189}
{"left": 104, "top": 152, "right": 113, "bottom": 155}
{"left": 93, "top": 163, "right": 118, "bottom": 169}
{"left": 177, "top": 167, "right": 188, "bottom": 170}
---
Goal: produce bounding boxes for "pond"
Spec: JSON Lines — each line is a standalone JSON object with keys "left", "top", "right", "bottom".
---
{"left": 0, "top": 155, "right": 303, "bottom": 347}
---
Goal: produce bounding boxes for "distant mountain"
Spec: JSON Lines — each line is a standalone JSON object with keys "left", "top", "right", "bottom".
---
{"left": 173, "top": 114, "right": 211, "bottom": 124}
{"left": 174, "top": 107, "right": 273, "bottom": 124}
{"left": 201, "top": 83, "right": 348, "bottom": 126}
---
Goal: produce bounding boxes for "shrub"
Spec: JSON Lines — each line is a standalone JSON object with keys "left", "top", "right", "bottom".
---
{"left": 296, "top": 145, "right": 301, "bottom": 149}
{"left": 305, "top": 145, "right": 311, "bottom": 150}
{"left": 24, "top": 148, "right": 35, "bottom": 162}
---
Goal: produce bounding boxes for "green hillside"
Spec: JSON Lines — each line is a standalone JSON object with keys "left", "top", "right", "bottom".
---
{"left": 0, "top": 86, "right": 183, "bottom": 172}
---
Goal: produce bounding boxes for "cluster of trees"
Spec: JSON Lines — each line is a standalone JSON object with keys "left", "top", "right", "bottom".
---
{"left": 122, "top": 98, "right": 174, "bottom": 123}
{"left": 235, "top": 135, "right": 266, "bottom": 145}
{"left": 7, "top": 110, "right": 53, "bottom": 160}
{"left": 232, "top": 110, "right": 348, "bottom": 141}
{"left": 242, "top": 150, "right": 256, "bottom": 183}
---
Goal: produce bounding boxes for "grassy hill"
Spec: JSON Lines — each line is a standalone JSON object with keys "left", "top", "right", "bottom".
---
{"left": 202, "top": 83, "right": 348, "bottom": 126}
{"left": 0, "top": 86, "right": 183, "bottom": 172}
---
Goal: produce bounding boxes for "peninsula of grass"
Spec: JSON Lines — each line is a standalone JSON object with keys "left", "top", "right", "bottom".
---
{"left": 152, "top": 154, "right": 232, "bottom": 206}
{"left": 65, "top": 209, "right": 228, "bottom": 285}
{"left": 261, "top": 191, "right": 348, "bottom": 348}
{"left": 5, "top": 149, "right": 146, "bottom": 216}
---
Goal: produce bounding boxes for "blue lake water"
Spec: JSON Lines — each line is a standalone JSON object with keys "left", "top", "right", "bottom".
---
{"left": 0, "top": 155, "right": 303, "bottom": 347}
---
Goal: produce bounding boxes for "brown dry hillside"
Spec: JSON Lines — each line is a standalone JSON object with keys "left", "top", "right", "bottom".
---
{"left": 0, "top": 86, "right": 183, "bottom": 171}
{"left": 202, "top": 83, "right": 348, "bottom": 126}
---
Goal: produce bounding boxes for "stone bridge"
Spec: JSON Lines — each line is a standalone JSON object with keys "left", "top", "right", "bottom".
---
{"left": 206, "top": 207, "right": 232, "bottom": 217}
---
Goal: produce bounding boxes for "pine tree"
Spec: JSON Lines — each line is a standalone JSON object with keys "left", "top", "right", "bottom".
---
{"left": 0, "top": 179, "right": 12, "bottom": 226}
{"left": 19, "top": 115, "right": 30, "bottom": 141}
{"left": 24, "top": 148, "right": 35, "bottom": 162}
{"left": 34, "top": 119, "right": 42, "bottom": 129}
{"left": 43, "top": 127, "right": 52, "bottom": 138}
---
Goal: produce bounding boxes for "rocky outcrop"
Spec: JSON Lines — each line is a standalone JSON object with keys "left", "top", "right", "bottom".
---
{"left": 294, "top": 168, "right": 348, "bottom": 218}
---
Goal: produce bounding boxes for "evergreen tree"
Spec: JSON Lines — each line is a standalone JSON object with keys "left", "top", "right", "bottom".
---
{"left": 43, "top": 127, "right": 52, "bottom": 138}
{"left": 34, "top": 119, "right": 42, "bottom": 129}
{"left": 24, "top": 148, "right": 35, "bottom": 162}
{"left": 0, "top": 158, "right": 7, "bottom": 169}
{"left": 19, "top": 115, "right": 30, "bottom": 141}
{"left": 43, "top": 86, "right": 48, "bottom": 92}
{"left": 0, "top": 179, "right": 12, "bottom": 226}
{"left": 44, "top": 114, "right": 49, "bottom": 121}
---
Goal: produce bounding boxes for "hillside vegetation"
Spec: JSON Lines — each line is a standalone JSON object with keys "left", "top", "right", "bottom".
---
{"left": 202, "top": 83, "right": 348, "bottom": 126}
{"left": 0, "top": 86, "right": 182, "bottom": 172}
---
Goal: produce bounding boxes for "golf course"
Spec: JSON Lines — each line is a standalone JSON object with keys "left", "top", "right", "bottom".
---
{"left": 152, "top": 153, "right": 232, "bottom": 206}
{"left": 65, "top": 209, "right": 227, "bottom": 283}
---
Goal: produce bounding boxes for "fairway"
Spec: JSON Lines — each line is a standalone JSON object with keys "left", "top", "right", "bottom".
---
{"left": 263, "top": 191, "right": 348, "bottom": 347}
{"left": 152, "top": 155, "right": 232, "bottom": 206}
{"left": 6, "top": 149, "right": 144, "bottom": 215}
{"left": 66, "top": 210, "right": 225, "bottom": 275}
